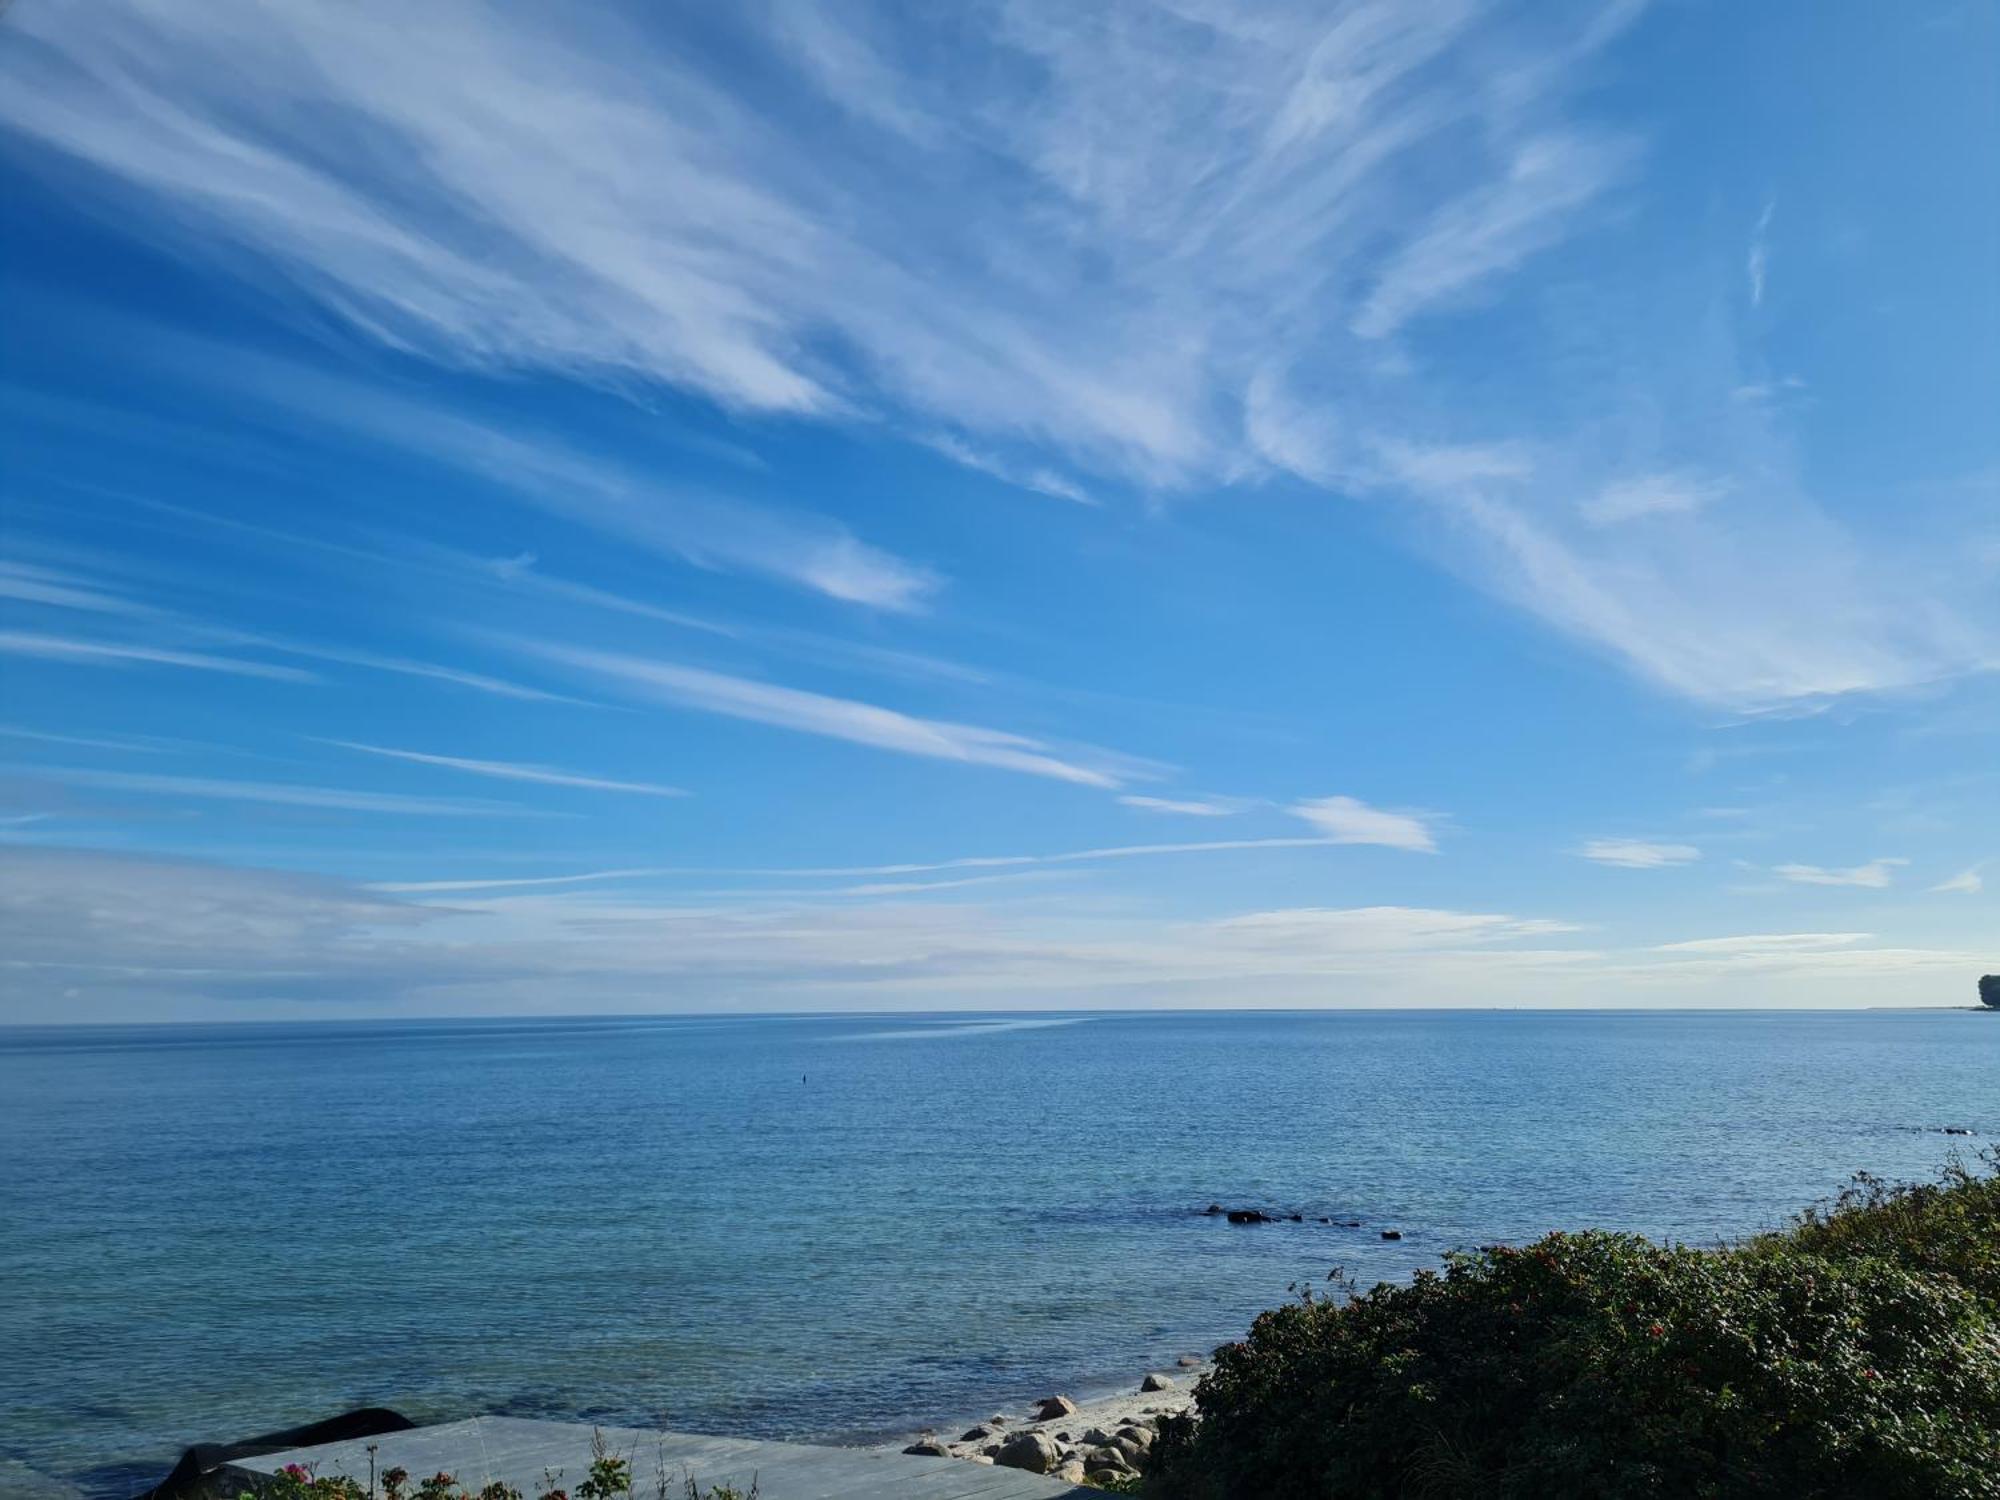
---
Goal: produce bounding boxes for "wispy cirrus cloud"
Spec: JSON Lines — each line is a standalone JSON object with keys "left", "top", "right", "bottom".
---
{"left": 522, "top": 643, "right": 1149, "bottom": 789}
{"left": 1290, "top": 795, "right": 1440, "bottom": 852}
{"left": 3, "top": 0, "right": 1991, "bottom": 713}
{"left": 325, "top": 740, "right": 687, "bottom": 799}
{"left": 0, "top": 629, "right": 317, "bottom": 683}
{"left": 369, "top": 834, "right": 1359, "bottom": 893}
{"left": 1774, "top": 858, "right": 1908, "bottom": 889}
{"left": 0, "top": 559, "right": 163, "bottom": 617}
{"left": 9, "top": 766, "right": 542, "bottom": 818}
{"left": 1578, "top": 473, "right": 1727, "bottom": 528}
{"left": 1578, "top": 839, "right": 1700, "bottom": 869}
{"left": 0, "top": 0, "right": 1622, "bottom": 486}
{"left": 1351, "top": 132, "right": 1631, "bottom": 339}
{"left": 1930, "top": 866, "right": 1983, "bottom": 895}
{"left": 1117, "top": 794, "right": 1246, "bottom": 817}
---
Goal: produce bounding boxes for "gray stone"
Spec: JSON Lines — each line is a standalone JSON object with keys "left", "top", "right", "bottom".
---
{"left": 903, "top": 1439, "right": 951, "bottom": 1457}
{"left": 1177, "top": 1354, "right": 1203, "bottom": 1368}
{"left": 1054, "top": 1459, "right": 1087, "bottom": 1485}
{"left": 959, "top": 1425, "right": 995, "bottom": 1441}
{"left": 1033, "top": 1395, "right": 1077, "bottom": 1420}
{"left": 1140, "top": 1372, "right": 1175, "bottom": 1392}
{"left": 994, "top": 1430, "right": 1061, "bottom": 1475}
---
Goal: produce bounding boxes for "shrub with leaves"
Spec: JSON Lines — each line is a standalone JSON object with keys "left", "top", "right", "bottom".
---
{"left": 1151, "top": 1154, "right": 2000, "bottom": 1500}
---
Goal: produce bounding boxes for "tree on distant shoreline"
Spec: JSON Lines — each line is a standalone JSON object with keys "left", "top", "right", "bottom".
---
{"left": 1981, "top": 974, "right": 1999, "bottom": 1009}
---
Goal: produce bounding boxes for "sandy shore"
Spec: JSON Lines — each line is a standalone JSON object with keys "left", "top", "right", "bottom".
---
{"left": 886, "top": 1358, "right": 1206, "bottom": 1485}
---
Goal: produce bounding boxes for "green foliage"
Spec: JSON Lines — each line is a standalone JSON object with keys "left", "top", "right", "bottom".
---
{"left": 1079, "top": 1472, "right": 1144, "bottom": 1493}
{"left": 262, "top": 1466, "right": 366, "bottom": 1500}
{"left": 1151, "top": 1154, "right": 2000, "bottom": 1500}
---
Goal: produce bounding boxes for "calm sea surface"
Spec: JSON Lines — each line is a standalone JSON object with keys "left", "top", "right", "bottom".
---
{"left": 2, "top": 1010, "right": 1994, "bottom": 1497}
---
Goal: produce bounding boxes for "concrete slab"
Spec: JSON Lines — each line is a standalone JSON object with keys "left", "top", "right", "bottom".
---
{"left": 222, "top": 1417, "right": 1094, "bottom": 1500}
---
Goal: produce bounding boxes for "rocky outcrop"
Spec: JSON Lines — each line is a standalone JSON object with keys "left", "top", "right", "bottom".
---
{"left": 902, "top": 1366, "right": 1199, "bottom": 1484}
{"left": 1981, "top": 974, "right": 1999, "bottom": 1009}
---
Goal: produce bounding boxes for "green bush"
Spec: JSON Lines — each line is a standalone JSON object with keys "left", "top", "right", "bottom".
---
{"left": 1151, "top": 1154, "right": 2000, "bottom": 1500}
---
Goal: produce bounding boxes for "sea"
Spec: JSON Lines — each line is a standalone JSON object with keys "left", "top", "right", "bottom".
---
{"left": 2, "top": 1009, "right": 1994, "bottom": 1498}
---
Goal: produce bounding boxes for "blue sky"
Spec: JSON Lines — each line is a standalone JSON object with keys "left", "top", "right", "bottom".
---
{"left": 1, "top": 0, "right": 1994, "bottom": 1020}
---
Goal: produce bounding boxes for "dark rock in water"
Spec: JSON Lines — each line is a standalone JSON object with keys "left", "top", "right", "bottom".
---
{"left": 139, "top": 1408, "right": 416, "bottom": 1500}
{"left": 1941, "top": 1126, "right": 1974, "bottom": 1136}
{"left": 1318, "top": 1216, "right": 1331, "bottom": 1223}
{"left": 904, "top": 1440, "right": 951, "bottom": 1457}
{"left": 1226, "top": 1209, "right": 1271, "bottom": 1224}
{"left": 1288, "top": 1212, "right": 1304, "bottom": 1222}
{"left": 1980, "top": 974, "right": 1999, "bottom": 1009}
{"left": 1344, "top": 1220, "right": 1363, "bottom": 1228}
{"left": 1381, "top": 1229, "right": 1402, "bottom": 1240}
{"left": 1177, "top": 1354, "right": 1203, "bottom": 1367}
{"left": 1202, "top": 1202, "right": 1225, "bottom": 1215}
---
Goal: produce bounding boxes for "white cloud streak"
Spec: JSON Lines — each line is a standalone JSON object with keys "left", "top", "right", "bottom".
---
{"left": 324, "top": 741, "right": 688, "bottom": 799}
{"left": 0, "top": 630, "right": 317, "bottom": 682}
{"left": 1578, "top": 839, "right": 1700, "bottom": 869}
{"left": 1930, "top": 867, "right": 1983, "bottom": 895}
{"left": 10, "top": 766, "right": 542, "bottom": 818}
{"left": 523, "top": 644, "right": 1142, "bottom": 788}
{"left": 1117, "top": 794, "right": 1245, "bottom": 817}
{"left": 370, "top": 835, "right": 1355, "bottom": 894}
{"left": 1289, "top": 795, "right": 1440, "bottom": 851}
{"left": 1774, "top": 858, "right": 1908, "bottom": 889}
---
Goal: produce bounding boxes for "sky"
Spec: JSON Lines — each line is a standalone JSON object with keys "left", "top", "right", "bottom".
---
{"left": 1, "top": 0, "right": 1995, "bottom": 1021}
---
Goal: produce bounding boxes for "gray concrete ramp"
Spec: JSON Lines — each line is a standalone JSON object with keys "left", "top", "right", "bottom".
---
{"left": 224, "top": 1416, "right": 1093, "bottom": 1499}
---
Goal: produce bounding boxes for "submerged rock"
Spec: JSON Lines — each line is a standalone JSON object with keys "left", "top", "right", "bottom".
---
{"left": 1381, "top": 1229, "right": 1402, "bottom": 1240}
{"left": 1226, "top": 1209, "right": 1271, "bottom": 1224}
{"left": 1177, "top": 1354, "right": 1203, "bottom": 1368}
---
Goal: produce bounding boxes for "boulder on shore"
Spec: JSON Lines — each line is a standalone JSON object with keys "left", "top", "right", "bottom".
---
{"left": 902, "top": 1439, "right": 950, "bottom": 1457}
{"left": 995, "top": 1431, "right": 1061, "bottom": 1474}
{"left": 1141, "top": 1372, "right": 1175, "bottom": 1392}
{"left": 1034, "top": 1394, "right": 1078, "bottom": 1420}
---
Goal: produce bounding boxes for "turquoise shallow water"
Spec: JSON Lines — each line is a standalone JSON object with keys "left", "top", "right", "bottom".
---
{"left": 2, "top": 1009, "right": 1995, "bottom": 1497}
